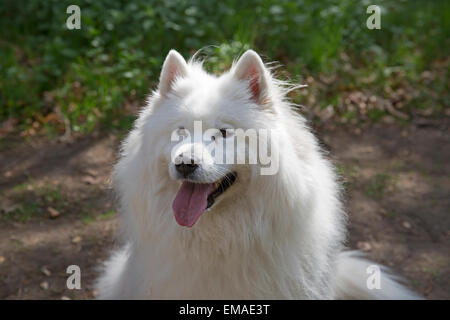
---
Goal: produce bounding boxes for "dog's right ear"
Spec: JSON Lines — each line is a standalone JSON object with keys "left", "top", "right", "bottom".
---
{"left": 159, "top": 50, "right": 188, "bottom": 97}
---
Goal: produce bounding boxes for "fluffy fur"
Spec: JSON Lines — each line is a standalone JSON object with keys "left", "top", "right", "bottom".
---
{"left": 96, "top": 50, "right": 420, "bottom": 299}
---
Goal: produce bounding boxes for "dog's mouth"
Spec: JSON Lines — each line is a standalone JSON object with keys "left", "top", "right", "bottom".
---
{"left": 172, "top": 172, "right": 237, "bottom": 227}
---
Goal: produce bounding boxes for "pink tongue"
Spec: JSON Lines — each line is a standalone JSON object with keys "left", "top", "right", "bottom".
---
{"left": 172, "top": 182, "right": 214, "bottom": 227}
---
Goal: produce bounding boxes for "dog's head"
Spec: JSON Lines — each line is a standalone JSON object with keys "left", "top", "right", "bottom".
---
{"left": 131, "top": 50, "right": 285, "bottom": 228}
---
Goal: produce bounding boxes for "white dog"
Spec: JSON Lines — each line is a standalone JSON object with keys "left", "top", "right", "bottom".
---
{"left": 96, "top": 49, "right": 420, "bottom": 299}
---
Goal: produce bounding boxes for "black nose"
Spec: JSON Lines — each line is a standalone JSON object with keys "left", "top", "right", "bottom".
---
{"left": 175, "top": 160, "right": 198, "bottom": 176}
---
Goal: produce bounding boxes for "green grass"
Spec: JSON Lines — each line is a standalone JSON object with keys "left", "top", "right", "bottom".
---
{"left": 81, "top": 210, "right": 115, "bottom": 224}
{"left": 3, "top": 180, "right": 65, "bottom": 222}
{"left": 12, "top": 182, "right": 31, "bottom": 192}
{"left": 81, "top": 215, "right": 96, "bottom": 225}
{"left": 99, "top": 210, "right": 116, "bottom": 220}
{"left": 0, "top": 0, "right": 448, "bottom": 133}
{"left": 3, "top": 203, "right": 42, "bottom": 223}
{"left": 365, "top": 172, "right": 391, "bottom": 199}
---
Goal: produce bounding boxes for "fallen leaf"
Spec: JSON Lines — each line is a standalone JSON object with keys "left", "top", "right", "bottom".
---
{"left": 72, "top": 236, "right": 82, "bottom": 244}
{"left": 84, "top": 168, "right": 98, "bottom": 177}
{"left": 81, "top": 175, "right": 97, "bottom": 185}
{"left": 0, "top": 118, "right": 18, "bottom": 134}
{"left": 0, "top": 256, "right": 5, "bottom": 264}
{"left": 402, "top": 221, "right": 411, "bottom": 229}
{"left": 40, "top": 281, "right": 49, "bottom": 290}
{"left": 357, "top": 241, "right": 372, "bottom": 252}
{"left": 41, "top": 265, "right": 51, "bottom": 276}
{"left": 47, "top": 207, "right": 61, "bottom": 219}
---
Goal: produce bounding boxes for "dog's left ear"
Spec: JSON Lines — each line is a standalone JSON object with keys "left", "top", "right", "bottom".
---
{"left": 233, "top": 50, "right": 269, "bottom": 105}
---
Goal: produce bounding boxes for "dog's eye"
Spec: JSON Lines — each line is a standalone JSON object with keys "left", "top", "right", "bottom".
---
{"left": 220, "top": 129, "right": 228, "bottom": 138}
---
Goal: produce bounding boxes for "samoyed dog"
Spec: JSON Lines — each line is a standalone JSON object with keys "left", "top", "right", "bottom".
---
{"left": 96, "top": 49, "right": 420, "bottom": 299}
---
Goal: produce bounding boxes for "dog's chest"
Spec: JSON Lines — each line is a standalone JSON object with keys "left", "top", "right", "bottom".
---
{"left": 131, "top": 243, "right": 310, "bottom": 299}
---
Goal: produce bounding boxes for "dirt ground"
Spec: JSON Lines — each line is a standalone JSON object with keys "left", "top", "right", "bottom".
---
{"left": 0, "top": 120, "right": 449, "bottom": 299}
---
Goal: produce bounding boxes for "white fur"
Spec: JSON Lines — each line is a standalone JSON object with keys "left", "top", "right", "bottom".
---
{"left": 96, "top": 50, "right": 420, "bottom": 299}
